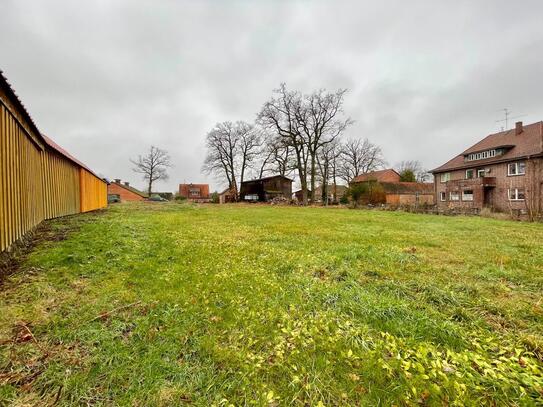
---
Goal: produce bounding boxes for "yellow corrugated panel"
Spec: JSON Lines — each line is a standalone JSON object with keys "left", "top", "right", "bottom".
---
{"left": 79, "top": 169, "right": 107, "bottom": 213}
{"left": 1, "top": 95, "right": 106, "bottom": 252}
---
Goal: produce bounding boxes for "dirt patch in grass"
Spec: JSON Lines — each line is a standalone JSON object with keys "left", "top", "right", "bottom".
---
{"left": 0, "top": 210, "right": 107, "bottom": 286}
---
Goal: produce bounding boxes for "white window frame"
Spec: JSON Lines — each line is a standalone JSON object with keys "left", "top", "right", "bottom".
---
{"left": 450, "top": 191, "right": 460, "bottom": 201}
{"left": 508, "top": 162, "right": 526, "bottom": 176}
{"left": 508, "top": 188, "right": 525, "bottom": 201}
{"left": 465, "top": 169, "right": 474, "bottom": 179}
{"left": 440, "top": 192, "right": 446, "bottom": 201}
{"left": 462, "top": 190, "right": 474, "bottom": 201}
{"left": 477, "top": 169, "right": 486, "bottom": 178}
{"left": 440, "top": 173, "right": 450, "bottom": 183}
{"left": 466, "top": 149, "right": 497, "bottom": 162}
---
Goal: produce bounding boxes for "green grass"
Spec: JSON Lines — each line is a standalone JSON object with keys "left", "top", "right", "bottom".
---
{"left": 1, "top": 203, "right": 542, "bottom": 406}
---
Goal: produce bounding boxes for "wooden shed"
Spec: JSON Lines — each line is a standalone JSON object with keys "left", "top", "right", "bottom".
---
{"left": 0, "top": 71, "right": 107, "bottom": 252}
{"left": 240, "top": 175, "right": 293, "bottom": 202}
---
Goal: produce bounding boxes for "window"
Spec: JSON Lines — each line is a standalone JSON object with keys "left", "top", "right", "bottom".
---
{"left": 440, "top": 192, "right": 446, "bottom": 201}
{"left": 508, "top": 188, "right": 525, "bottom": 201}
{"left": 508, "top": 162, "right": 526, "bottom": 176}
{"left": 244, "top": 194, "right": 259, "bottom": 201}
{"left": 465, "top": 169, "right": 474, "bottom": 179}
{"left": 477, "top": 169, "right": 486, "bottom": 178}
{"left": 462, "top": 190, "right": 474, "bottom": 201}
{"left": 189, "top": 189, "right": 200, "bottom": 197}
{"left": 466, "top": 149, "right": 499, "bottom": 161}
{"left": 450, "top": 191, "right": 460, "bottom": 201}
{"left": 440, "top": 173, "right": 451, "bottom": 183}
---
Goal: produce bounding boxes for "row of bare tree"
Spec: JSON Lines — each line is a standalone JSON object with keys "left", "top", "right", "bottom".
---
{"left": 202, "top": 84, "right": 387, "bottom": 204}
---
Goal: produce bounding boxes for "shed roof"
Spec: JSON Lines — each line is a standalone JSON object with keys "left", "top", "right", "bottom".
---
{"left": 42, "top": 134, "right": 104, "bottom": 180}
{"left": 0, "top": 70, "right": 44, "bottom": 147}
{"left": 241, "top": 174, "right": 293, "bottom": 184}
{"left": 1, "top": 70, "right": 105, "bottom": 182}
{"left": 432, "top": 121, "right": 543, "bottom": 173}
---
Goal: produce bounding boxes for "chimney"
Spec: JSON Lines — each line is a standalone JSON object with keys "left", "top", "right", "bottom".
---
{"left": 114, "top": 178, "right": 121, "bottom": 184}
{"left": 515, "top": 121, "right": 523, "bottom": 135}
{"left": 124, "top": 182, "right": 130, "bottom": 187}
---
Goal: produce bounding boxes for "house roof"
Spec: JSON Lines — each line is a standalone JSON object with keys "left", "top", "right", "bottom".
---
{"left": 432, "top": 121, "right": 543, "bottom": 173}
{"left": 352, "top": 169, "right": 400, "bottom": 183}
{"left": 381, "top": 182, "right": 434, "bottom": 195}
{"left": 111, "top": 181, "right": 148, "bottom": 197}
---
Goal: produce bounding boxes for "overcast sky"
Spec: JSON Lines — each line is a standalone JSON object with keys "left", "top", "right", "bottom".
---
{"left": 2, "top": 0, "right": 543, "bottom": 192}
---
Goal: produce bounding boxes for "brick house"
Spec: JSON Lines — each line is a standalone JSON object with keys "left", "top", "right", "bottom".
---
{"left": 351, "top": 169, "right": 434, "bottom": 206}
{"left": 431, "top": 121, "right": 543, "bottom": 216}
{"left": 179, "top": 183, "right": 210, "bottom": 202}
{"left": 108, "top": 179, "right": 147, "bottom": 201}
{"left": 352, "top": 168, "right": 402, "bottom": 183}
{"left": 240, "top": 175, "right": 293, "bottom": 202}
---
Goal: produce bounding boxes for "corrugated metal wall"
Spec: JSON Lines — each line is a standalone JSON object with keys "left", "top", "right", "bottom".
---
{"left": 0, "top": 95, "right": 107, "bottom": 252}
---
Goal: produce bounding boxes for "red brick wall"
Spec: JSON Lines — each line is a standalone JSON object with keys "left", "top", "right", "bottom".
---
{"left": 108, "top": 183, "right": 145, "bottom": 202}
{"left": 179, "top": 184, "right": 210, "bottom": 199}
{"left": 434, "top": 158, "right": 543, "bottom": 212}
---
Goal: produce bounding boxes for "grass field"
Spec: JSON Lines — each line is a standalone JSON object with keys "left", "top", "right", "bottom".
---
{"left": 1, "top": 203, "right": 542, "bottom": 406}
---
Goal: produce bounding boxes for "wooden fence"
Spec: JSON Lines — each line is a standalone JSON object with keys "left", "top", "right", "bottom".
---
{"left": 0, "top": 73, "right": 107, "bottom": 252}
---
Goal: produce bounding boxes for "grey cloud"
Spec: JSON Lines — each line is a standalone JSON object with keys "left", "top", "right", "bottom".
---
{"left": 2, "top": 0, "right": 543, "bottom": 191}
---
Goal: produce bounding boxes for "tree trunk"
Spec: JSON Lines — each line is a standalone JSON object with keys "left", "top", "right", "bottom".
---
{"left": 310, "top": 153, "right": 316, "bottom": 203}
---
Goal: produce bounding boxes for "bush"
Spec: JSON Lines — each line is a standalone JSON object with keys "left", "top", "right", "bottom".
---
{"left": 347, "top": 181, "right": 386, "bottom": 207}
{"left": 211, "top": 192, "right": 219, "bottom": 204}
{"left": 339, "top": 195, "right": 349, "bottom": 205}
{"left": 174, "top": 195, "right": 187, "bottom": 202}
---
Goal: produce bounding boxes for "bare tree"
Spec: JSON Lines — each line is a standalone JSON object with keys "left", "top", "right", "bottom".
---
{"left": 338, "top": 138, "right": 385, "bottom": 183}
{"left": 396, "top": 160, "right": 430, "bottom": 182}
{"left": 257, "top": 136, "right": 294, "bottom": 179}
{"left": 131, "top": 146, "right": 172, "bottom": 196}
{"left": 202, "top": 121, "right": 239, "bottom": 197}
{"left": 258, "top": 84, "right": 311, "bottom": 204}
{"left": 298, "top": 88, "right": 353, "bottom": 202}
{"left": 202, "top": 121, "right": 261, "bottom": 199}
{"left": 317, "top": 139, "right": 341, "bottom": 205}
{"left": 237, "top": 122, "right": 262, "bottom": 186}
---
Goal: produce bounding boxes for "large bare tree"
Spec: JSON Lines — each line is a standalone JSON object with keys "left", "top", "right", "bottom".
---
{"left": 131, "top": 146, "right": 172, "bottom": 196}
{"left": 202, "top": 121, "right": 261, "bottom": 198}
{"left": 258, "top": 84, "right": 311, "bottom": 204}
{"left": 298, "top": 89, "right": 353, "bottom": 202}
{"left": 338, "top": 138, "right": 385, "bottom": 183}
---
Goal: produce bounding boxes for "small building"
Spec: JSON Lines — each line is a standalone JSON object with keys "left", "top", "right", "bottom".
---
{"left": 240, "top": 175, "right": 293, "bottom": 202}
{"left": 179, "top": 183, "right": 210, "bottom": 202}
{"left": 219, "top": 186, "right": 237, "bottom": 204}
{"left": 352, "top": 168, "right": 401, "bottom": 183}
{"left": 350, "top": 169, "right": 434, "bottom": 206}
{"left": 314, "top": 184, "right": 348, "bottom": 203}
{"left": 381, "top": 182, "right": 435, "bottom": 206}
{"left": 431, "top": 121, "right": 543, "bottom": 216}
{"left": 108, "top": 179, "right": 147, "bottom": 202}
{"left": 293, "top": 189, "right": 311, "bottom": 202}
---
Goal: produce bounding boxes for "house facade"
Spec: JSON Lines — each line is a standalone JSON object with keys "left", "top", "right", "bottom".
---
{"left": 108, "top": 179, "right": 147, "bottom": 202}
{"left": 240, "top": 175, "right": 293, "bottom": 202}
{"left": 432, "top": 121, "right": 543, "bottom": 216}
{"left": 179, "top": 183, "right": 210, "bottom": 202}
